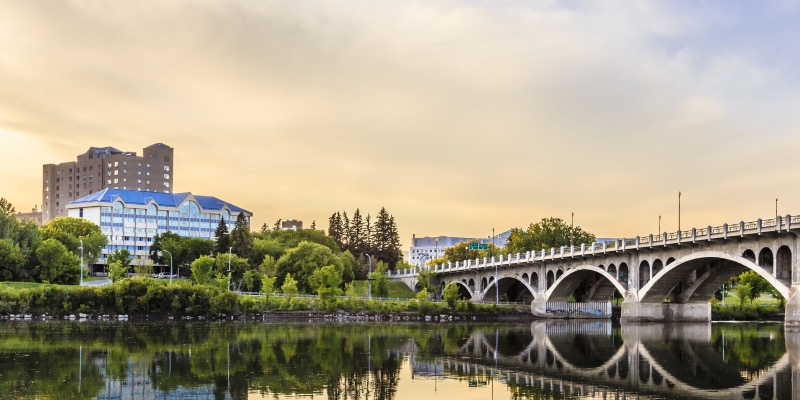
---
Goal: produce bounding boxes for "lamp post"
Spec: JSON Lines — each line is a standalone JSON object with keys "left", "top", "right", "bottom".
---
{"left": 492, "top": 228, "right": 498, "bottom": 305}
{"left": 163, "top": 249, "right": 173, "bottom": 285}
{"left": 365, "top": 253, "right": 373, "bottom": 301}
{"left": 570, "top": 212, "right": 574, "bottom": 248}
{"left": 228, "top": 247, "right": 232, "bottom": 291}
{"left": 435, "top": 237, "right": 438, "bottom": 263}
{"left": 658, "top": 215, "right": 661, "bottom": 234}
{"left": 776, "top": 196, "right": 778, "bottom": 220}
{"left": 678, "top": 191, "right": 681, "bottom": 232}
{"left": 79, "top": 239, "right": 84, "bottom": 286}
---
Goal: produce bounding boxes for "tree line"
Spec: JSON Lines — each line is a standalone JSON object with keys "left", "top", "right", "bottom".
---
{"left": 0, "top": 198, "right": 107, "bottom": 284}
{"left": 327, "top": 207, "right": 402, "bottom": 274}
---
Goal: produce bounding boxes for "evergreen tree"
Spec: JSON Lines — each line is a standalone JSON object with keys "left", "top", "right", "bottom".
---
{"left": 348, "top": 209, "right": 364, "bottom": 255}
{"left": 310, "top": 220, "right": 316, "bottom": 230}
{"left": 260, "top": 223, "right": 268, "bottom": 234}
{"left": 371, "top": 207, "right": 402, "bottom": 268}
{"left": 230, "top": 213, "right": 254, "bottom": 260}
{"left": 327, "top": 212, "right": 343, "bottom": 248}
{"left": 273, "top": 219, "right": 282, "bottom": 231}
{"left": 364, "top": 213, "right": 372, "bottom": 254}
{"left": 214, "top": 218, "right": 230, "bottom": 256}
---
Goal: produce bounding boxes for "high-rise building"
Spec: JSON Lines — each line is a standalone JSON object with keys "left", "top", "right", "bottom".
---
{"left": 66, "top": 188, "right": 251, "bottom": 268}
{"left": 42, "top": 143, "right": 173, "bottom": 223}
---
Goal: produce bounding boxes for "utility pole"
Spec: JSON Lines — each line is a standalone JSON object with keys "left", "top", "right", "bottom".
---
{"left": 228, "top": 247, "right": 232, "bottom": 291}
{"left": 658, "top": 215, "right": 661, "bottom": 234}
{"left": 776, "top": 196, "right": 779, "bottom": 220}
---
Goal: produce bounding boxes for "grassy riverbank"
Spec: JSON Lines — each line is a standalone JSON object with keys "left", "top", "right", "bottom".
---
{"left": 0, "top": 277, "right": 525, "bottom": 318}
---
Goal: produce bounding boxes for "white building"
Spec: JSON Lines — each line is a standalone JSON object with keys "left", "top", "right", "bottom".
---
{"left": 66, "top": 188, "right": 251, "bottom": 267}
{"left": 408, "top": 231, "right": 511, "bottom": 267}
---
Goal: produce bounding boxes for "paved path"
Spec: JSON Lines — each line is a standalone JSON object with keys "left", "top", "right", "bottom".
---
{"left": 81, "top": 279, "right": 112, "bottom": 287}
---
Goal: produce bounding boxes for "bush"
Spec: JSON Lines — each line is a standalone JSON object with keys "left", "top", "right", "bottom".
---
{"left": 443, "top": 283, "right": 460, "bottom": 309}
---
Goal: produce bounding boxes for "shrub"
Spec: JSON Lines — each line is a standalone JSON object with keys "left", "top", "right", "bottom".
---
{"left": 443, "top": 283, "right": 460, "bottom": 309}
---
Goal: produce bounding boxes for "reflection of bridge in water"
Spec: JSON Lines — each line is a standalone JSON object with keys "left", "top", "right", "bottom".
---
{"left": 407, "top": 321, "right": 800, "bottom": 399}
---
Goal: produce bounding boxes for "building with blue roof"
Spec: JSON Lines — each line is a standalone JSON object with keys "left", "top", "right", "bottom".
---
{"left": 66, "top": 188, "right": 252, "bottom": 268}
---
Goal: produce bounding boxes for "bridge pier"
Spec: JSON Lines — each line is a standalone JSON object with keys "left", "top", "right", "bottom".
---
{"left": 784, "top": 285, "right": 800, "bottom": 325}
{"left": 620, "top": 301, "right": 711, "bottom": 322}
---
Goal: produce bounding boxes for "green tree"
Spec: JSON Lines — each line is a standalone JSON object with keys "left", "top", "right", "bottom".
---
{"left": 505, "top": 217, "right": 596, "bottom": 254}
{"left": 415, "top": 263, "right": 436, "bottom": 293}
{"left": 370, "top": 207, "right": 402, "bottom": 268}
{"left": 108, "top": 248, "right": 131, "bottom": 267}
{"left": 310, "top": 265, "right": 344, "bottom": 303}
{"left": 261, "top": 275, "right": 277, "bottom": 299}
{"left": 34, "top": 238, "right": 81, "bottom": 284}
{"left": 281, "top": 273, "right": 298, "bottom": 299}
{"left": 0, "top": 239, "right": 25, "bottom": 281}
{"left": 443, "top": 282, "right": 460, "bottom": 308}
{"left": 734, "top": 283, "right": 752, "bottom": 309}
{"left": 738, "top": 270, "right": 772, "bottom": 305}
{"left": 40, "top": 217, "right": 107, "bottom": 264}
{"left": 230, "top": 213, "right": 254, "bottom": 260}
{"left": 274, "top": 241, "right": 354, "bottom": 293}
{"left": 369, "top": 261, "right": 389, "bottom": 297}
{"left": 191, "top": 255, "right": 215, "bottom": 285}
{"left": 327, "top": 212, "right": 345, "bottom": 250}
{"left": 108, "top": 260, "right": 129, "bottom": 283}
{"left": 213, "top": 253, "right": 249, "bottom": 290}
{"left": 213, "top": 218, "right": 230, "bottom": 256}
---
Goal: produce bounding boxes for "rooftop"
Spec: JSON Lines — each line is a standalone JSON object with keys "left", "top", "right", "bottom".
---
{"left": 67, "top": 188, "right": 250, "bottom": 214}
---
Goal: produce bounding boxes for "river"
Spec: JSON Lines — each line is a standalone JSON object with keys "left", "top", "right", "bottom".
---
{"left": 0, "top": 320, "right": 795, "bottom": 399}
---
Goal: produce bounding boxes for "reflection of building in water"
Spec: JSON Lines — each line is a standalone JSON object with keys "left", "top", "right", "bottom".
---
{"left": 92, "top": 358, "right": 228, "bottom": 400}
{"left": 403, "top": 321, "right": 797, "bottom": 400}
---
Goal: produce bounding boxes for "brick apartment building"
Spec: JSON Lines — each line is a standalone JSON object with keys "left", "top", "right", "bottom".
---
{"left": 42, "top": 143, "right": 173, "bottom": 223}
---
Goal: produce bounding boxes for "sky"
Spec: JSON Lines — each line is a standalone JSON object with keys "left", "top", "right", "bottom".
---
{"left": 2, "top": 1, "right": 800, "bottom": 247}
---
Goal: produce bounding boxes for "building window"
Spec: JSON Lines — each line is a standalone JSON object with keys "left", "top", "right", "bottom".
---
{"left": 114, "top": 170, "right": 118, "bottom": 176}
{"left": 164, "top": 156, "right": 169, "bottom": 162}
{"left": 164, "top": 166, "right": 169, "bottom": 171}
{"left": 114, "top": 178, "right": 118, "bottom": 184}
{"left": 108, "top": 163, "right": 112, "bottom": 168}
{"left": 76, "top": 184, "right": 80, "bottom": 188}
{"left": 164, "top": 174, "right": 169, "bottom": 179}
{"left": 146, "top": 172, "right": 150, "bottom": 176}
{"left": 137, "top": 179, "right": 141, "bottom": 184}
{"left": 123, "top": 161, "right": 127, "bottom": 166}
{"left": 164, "top": 182, "right": 170, "bottom": 188}
{"left": 137, "top": 171, "right": 141, "bottom": 175}
{"left": 107, "top": 179, "right": 111, "bottom": 184}
{"left": 79, "top": 208, "right": 83, "bottom": 218}
{"left": 138, "top": 163, "right": 141, "bottom": 167}
{"left": 114, "top": 162, "right": 118, "bottom": 167}
{"left": 146, "top": 180, "right": 150, "bottom": 184}
{"left": 123, "top": 170, "right": 126, "bottom": 174}
{"left": 89, "top": 166, "right": 93, "bottom": 171}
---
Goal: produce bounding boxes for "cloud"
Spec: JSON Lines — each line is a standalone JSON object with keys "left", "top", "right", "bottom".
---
{"left": 0, "top": 0, "right": 799, "bottom": 242}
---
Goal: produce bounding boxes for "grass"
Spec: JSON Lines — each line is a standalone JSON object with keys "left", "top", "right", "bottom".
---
{"left": 0, "top": 282, "right": 53, "bottom": 292}
{"left": 714, "top": 292, "right": 782, "bottom": 308}
{"left": 351, "top": 280, "right": 416, "bottom": 299}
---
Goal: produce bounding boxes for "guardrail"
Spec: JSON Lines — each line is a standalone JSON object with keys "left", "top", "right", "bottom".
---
{"left": 390, "top": 213, "right": 797, "bottom": 277}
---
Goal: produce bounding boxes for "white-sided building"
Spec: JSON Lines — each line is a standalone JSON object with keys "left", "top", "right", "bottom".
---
{"left": 408, "top": 231, "right": 512, "bottom": 267}
{"left": 66, "top": 188, "right": 252, "bottom": 266}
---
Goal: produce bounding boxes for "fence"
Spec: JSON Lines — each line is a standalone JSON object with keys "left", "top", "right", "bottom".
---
{"left": 545, "top": 302, "right": 611, "bottom": 318}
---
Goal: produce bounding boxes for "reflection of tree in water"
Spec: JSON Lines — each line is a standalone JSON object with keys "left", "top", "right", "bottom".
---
{"left": 711, "top": 324, "right": 786, "bottom": 373}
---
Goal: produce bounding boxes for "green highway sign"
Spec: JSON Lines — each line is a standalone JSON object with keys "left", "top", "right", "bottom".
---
{"left": 469, "top": 242, "right": 488, "bottom": 250}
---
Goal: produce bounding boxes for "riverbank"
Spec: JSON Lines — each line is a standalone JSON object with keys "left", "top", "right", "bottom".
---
{"left": 0, "top": 277, "right": 531, "bottom": 320}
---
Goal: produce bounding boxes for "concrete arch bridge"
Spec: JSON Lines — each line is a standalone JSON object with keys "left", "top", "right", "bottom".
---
{"left": 388, "top": 214, "right": 800, "bottom": 322}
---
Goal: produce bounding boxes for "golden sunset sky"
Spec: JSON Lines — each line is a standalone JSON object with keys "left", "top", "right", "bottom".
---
{"left": 2, "top": 1, "right": 800, "bottom": 246}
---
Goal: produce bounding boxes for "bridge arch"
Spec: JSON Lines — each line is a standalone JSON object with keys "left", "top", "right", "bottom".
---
{"left": 477, "top": 276, "right": 536, "bottom": 303}
{"left": 638, "top": 251, "right": 791, "bottom": 303}
{"left": 543, "top": 266, "right": 628, "bottom": 302}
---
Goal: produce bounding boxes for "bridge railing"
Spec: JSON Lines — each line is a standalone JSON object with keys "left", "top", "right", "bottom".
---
{"left": 400, "top": 213, "right": 798, "bottom": 277}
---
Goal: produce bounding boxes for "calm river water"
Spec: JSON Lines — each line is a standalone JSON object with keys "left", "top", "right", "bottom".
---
{"left": 0, "top": 320, "right": 796, "bottom": 399}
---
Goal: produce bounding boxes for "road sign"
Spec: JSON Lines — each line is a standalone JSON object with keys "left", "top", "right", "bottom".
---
{"left": 469, "top": 242, "right": 488, "bottom": 250}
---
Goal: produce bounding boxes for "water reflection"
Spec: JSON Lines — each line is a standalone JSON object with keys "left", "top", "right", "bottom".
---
{"left": 0, "top": 321, "right": 795, "bottom": 399}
